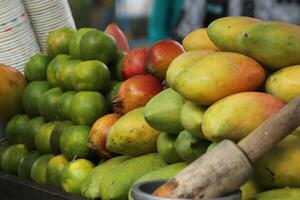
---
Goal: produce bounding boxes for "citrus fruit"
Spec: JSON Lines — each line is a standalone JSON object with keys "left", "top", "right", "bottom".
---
{"left": 6, "top": 114, "right": 29, "bottom": 144}
{"left": 39, "top": 87, "right": 63, "bottom": 121}
{"left": 17, "top": 151, "right": 40, "bottom": 179}
{"left": 72, "top": 60, "right": 111, "bottom": 93}
{"left": 69, "top": 91, "right": 108, "bottom": 125}
{"left": 57, "top": 91, "right": 76, "bottom": 120}
{"left": 60, "top": 125, "right": 91, "bottom": 160}
{"left": 22, "top": 81, "right": 50, "bottom": 117}
{"left": 24, "top": 53, "right": 51, "bottom": 81}
{"left": 1, "top": 144, "right": 28, "bottom": 175}
{"left": 31, "top": 154, "right": 54, "bottom": 185}
{"left": 47, "top": 54, "right": 71, "bottom": 87}
{"left": 24, "top": 116, "right": 45, "bottom": 150}
{"left": 61, "top": 159, "right": 95, "bottom": 195}
{"left": 56, "top": 59, "right": 81, "bottom": 90}
{"left": 35, "top": 122, "right": 58, "bottom": 154}
{"left": 46, "top": 154, "right": 69, "bottom": 188}
{"left": 47, "top": 27, "right": 75, "bottom": 58}
{"left": 0, "top": 142, "right": 9, "bottom": 170}
{"left": 50, "top": 121, "right": 73, "bottom": 154}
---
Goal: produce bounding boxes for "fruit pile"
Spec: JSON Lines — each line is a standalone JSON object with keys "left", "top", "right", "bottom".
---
{"left": 0, "top": 16, "right": 299, "bottom": 200}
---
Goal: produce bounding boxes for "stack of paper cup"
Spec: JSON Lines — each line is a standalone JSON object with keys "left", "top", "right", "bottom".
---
{"left": 0, "top": 0, "right": 40, "bottom": 72}
{"left": 23, "top": 0, "right": 76, "bottom": 52}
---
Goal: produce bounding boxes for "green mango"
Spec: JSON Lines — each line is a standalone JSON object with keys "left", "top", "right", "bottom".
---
{"left": 175, "top": 130, "right": 210, "bottom": 163}
{"left": 240, "top": 179, "right": 261, "bottom": 200}
{"left": 157, "top": 132, "right": 182, "bottom": 164}
{"left": 252, "top": 188, "right": 300, "bottom": 200}
{"left": 144, "top": 88, "right": 185, "bottom": 134}
{"left": 107, "top": 107, "right": 160, "bottom": 156}
{"left": 180, "top": 101, "right": 206, "bottom": 138}
{"left": 99, "top": 153, "right": 167, "bottom": 200}
{"left": 81, "top": 155, "right": 131, "bottom": 199}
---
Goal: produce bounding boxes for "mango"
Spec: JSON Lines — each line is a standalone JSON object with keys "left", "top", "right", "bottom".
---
{"left": 202, "top": 92, "right": 285, "bottom": 142}
{"left": 107, "top": 107, "right": 160, "bottom": 156}
{"left": 237, "top": 21, "right": 300, "bottom": 70}
{"left": 99, "top": 153, "right": 167, "bottom": 200}
{"left": 240, "top": 179, "right": 261, "bottom": 200}
{"left": 207, "top": 16, "right": 260, "bottom": 52}
{"left": 144, "top": 88, "right": 185, "bottom": 134}
{"left": 81, "top": 155, "right": 131, "bottom": 199}
{"left": 157, "top": 132, "right": 182, "bottom": 164}
{"left": 183, "top": 28, "right": 220, "bottom": 51}
{"left": 292, "top": 126, "right": 300, "bottom": 137}
{"left": 166, "top": 50, "right": 216, "bottom": 88}
{"left": 254, "top": 135, "right": 300, "bottom": 189}
{"left": 174, "top": 52, "right": 266, "bottom": 105}
{"left": 266, "top": 65, "right": 300, "bottom": 102}
{"left": 253, "top": 188, "right": 300, "bottom": 200}
{"left": 175, "top": 130, "right": 210, "bottom": 163}
{"left": 180, "top": 101, "right": 206, "bottom": 138}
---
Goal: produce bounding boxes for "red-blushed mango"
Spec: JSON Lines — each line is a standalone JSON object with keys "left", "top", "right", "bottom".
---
{"left": 174, "top": 52, "right": 266, "bottom": 105}
{"left": 202, "top": 92, "right": 285, "bottom": 142}
{"left": 182, "top": 28, "right": 220, "bottom": 51}
{"left": 166, "top": 49, "right": 216, "bottom": 89}
{"left": 266, "top": 65, "right": 300, "bottom": 102}
{"left": 207, "top": 16, "right": 260, "bottom": 52}
{"left": 237, "top": 22, "right": 300, "bottom": 70}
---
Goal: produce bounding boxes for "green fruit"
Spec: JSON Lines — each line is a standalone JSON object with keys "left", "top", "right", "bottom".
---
{"left": 60, "top": 125, "right": 91, "bottom": 160}
{"left": 175, "top": 130, "right": 210, "bottom": 163}
{"left": 50, "top": 121, "right": 73, "bottom": 154}
{"left": 99, "top": 153, "right": 167, "bottom": 200}
{"left": 69, "top": 91, "right": 108, "bottom": 125}
{"left": 107, "top": 107, "right": 160, "bottom": 156}
{"left": 144, "top": 88, "right": 185, "bottom": 134}
{"left": 46, "top": 155, "right": 69, "bottom": 188}
{"left": 253, "top": 188, "right": 300, "bottom": 200}
{"left": 56, "top": 59, "right": 81, "bottom": 90}
{"left": 31, "top": 154, "right": 54, "bottom": 185}
{"left": 110, "top": 51, "right": 126, "bottom": 81}
{"left": 24, "top": 117, "right": 45, "bottom": 151}
{"left": 69, "top": 28, "right": 96, "bottom": 59}
{"left": 1, "top": 144, "right": 28, "bottom": 175}
{"left": 81, "top": 155, "right": 131, "bottom": 199}
{"left": 17, "top": 151, "right": 40, "bottom": 179}
{"left": 240, "top": 179, "right": 260, "bottom": 200}
{"left": 57, "top": 91, "right": 76, "bottom": 120}
{"left": 24, "top": 53, "right": 51, "bottom": 81}
{"left": 22, "top": 81, "right": 50, "bottom": 117}
{"left": 72, "top": 60, "right": 111, "bottom": 92}
{"left": 180, "top": 101, "right": 206, "bottom": 138}
{"left": 237, "top": 22, "right": 300, "bottom": 70}
{"left": 6, "top": 114, "right": 29, "bottom": 144}
{"left": 39, "top": 87, "right": 63, "bottom": 121}
{"left": 35, "top": 122, "right": 57, "bottom": 154}
{"left": 157, "top": 132, "right": 182, "bottom": 164}
{"left": 0, "top": 142, "right": 9, "bottom": 170}
{"left": 62, "top": 159, "right": 95, "bottom": 195}
{"left": 80, "top": 30, "right": 117, "bottom": 64}
{"left": 106, "top": 81, "right": 122, "bottom": 108}
{"left": 47, "top": 27, "right": 75, "bottom": 58}
{"left": 47, "top": 54, "right": 71, "bottom": 87}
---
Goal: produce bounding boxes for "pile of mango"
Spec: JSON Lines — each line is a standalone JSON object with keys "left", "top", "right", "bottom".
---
{"left": 0, "top": 16, "right": 300, "bottom": 200}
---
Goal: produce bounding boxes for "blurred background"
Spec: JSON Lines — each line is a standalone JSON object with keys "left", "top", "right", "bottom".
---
{"left": 68, "top": 0, "right": 300, "bottom": 48}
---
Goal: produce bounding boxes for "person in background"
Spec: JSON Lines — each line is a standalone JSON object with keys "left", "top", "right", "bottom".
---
{"left": 148, "top": 0, "right": 300, "bottom": 43}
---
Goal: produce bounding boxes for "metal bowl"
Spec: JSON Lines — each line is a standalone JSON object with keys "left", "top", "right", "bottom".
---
{"left": 131, "top": 180, "right": 241, "bottom": 200}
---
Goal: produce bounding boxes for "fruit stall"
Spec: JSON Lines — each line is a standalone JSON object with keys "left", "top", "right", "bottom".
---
{"left": 1, "top": 0, "right": 300, "bottom": 200}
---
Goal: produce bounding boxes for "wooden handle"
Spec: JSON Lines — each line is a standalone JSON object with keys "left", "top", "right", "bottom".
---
{"left": 238, "top": 95, "right": 300, "bottom": 163}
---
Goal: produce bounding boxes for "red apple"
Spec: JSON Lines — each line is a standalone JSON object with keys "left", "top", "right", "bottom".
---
{"left": 145, "top": 39, "right": 184, "bottom": 80}
{"left": 112, "top": 74, "right": 163, "bottom": 114}
{"left": 122, "top": 47, "right": 147, "bottom": 80}
{"left": 88, "top": 113, "right": 121, "bottom": 158}
{"left": 105, "top": 23, "right": 130, "bottom": 52}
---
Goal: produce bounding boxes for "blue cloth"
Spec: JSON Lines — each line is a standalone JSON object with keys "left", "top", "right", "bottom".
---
{"left": 148, "top": 0, "right": 184, "bottom": 44}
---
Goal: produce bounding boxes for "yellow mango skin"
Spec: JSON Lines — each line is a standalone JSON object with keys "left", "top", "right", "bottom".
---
{"left": 254, "top": 135, "right": 300, "bottom": 189}
{"left": 182, "top": 28, "right": 220, "bottom": 51}
{"left": 202, "top": 92, "right": 285, "bottom": 142}
{"left": 174, "top": 52, "right": 266, "bottom": 105}
{"left": 240, "top": 180, "right": 261, "bottom": 200}
{"left": 253, "top": 188, "right": 300, "bottom": 200}
{"left": 266, "top": 65, "right": 300, "bottom": 102}
{"left": 107, "top": 107, "right": 160, "bottom": 156}
{"left": 207, "top": 16, "right": 260, "bottom": 52}
{"left": 166, "top": 49, "right": 216, "bottom": 88}
{"left": 237, "top": 22, "right": 300, "bottom": 70}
